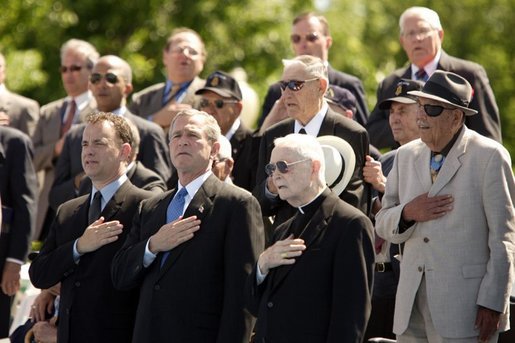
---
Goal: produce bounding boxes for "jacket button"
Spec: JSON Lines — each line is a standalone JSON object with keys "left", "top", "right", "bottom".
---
{"left": 154, "top": 285, "right": 160, "bottom": 291}
{"left": 423, "top": 237, "right": 430, "bottom": 243}
{"left": 74, "top": 281, "right": 81, "bottom": 287}
{"left": 418, "top": 266, "right": 423, "bottom": 272}
{"left": 267, "top": 302, "right": 273, "bottom": 308}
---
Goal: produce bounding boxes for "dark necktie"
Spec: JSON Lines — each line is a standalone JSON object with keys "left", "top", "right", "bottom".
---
{"left": 61, "top": 99, "right": 76, "bottom": 136}
{"left": 162, "top": 83, "right": 182, "bottom": 106}
{"left": 88, "top": 191, "right": 102, "bottom": 225}
{"left": 298, "top": 128, "right": 307, "bottom": 135}
{"left": 415, "top": 69, "right": 428, "bottom": 82}
{"left": 160, "top": 188, "right": 188, "bottom": 267}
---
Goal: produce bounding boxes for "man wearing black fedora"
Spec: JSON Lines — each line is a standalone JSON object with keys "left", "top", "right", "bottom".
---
{"left": 376, "top": 70, "right": 515, "bottom": 342}
{"left": 246, "top": 133, "right": 374, "bottom": 343}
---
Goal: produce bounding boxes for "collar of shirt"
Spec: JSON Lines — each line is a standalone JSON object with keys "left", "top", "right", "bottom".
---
{"left": 110, "top": 106, "right": 127, "bottom": 116}
{"left": 225, "top": 118, "right": 241, "bottom": 141}
{"left": 297, "top": 187, "right": 328, "bottom": 214}
{"left": 91, "top": 173, "right": 129, "bottom": 210}
{"left": 65, "top": 91, "right": 92, "bottom": 124}
{"left": 0, "top": 83, "right": 6, "bottom": 95}
{"left": 411, "top": 49, "right": 441, "bottom": 79}
{"left": 126, "top": 161, "right": 136, "bottom": 174}
{"left": 294, "top": 101, "right": 328, "bottom": 136}
{"left": 175, "top": 170, "right": 213, "bottom": 213}
{"left": 164, "top": 79, "right": 193, "bottom": 103}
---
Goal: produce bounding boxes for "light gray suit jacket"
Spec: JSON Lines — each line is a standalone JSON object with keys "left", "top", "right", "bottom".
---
{"left": 0, "top": 88, "right": 39, "bottom": 137}
{"left": 376, "top": 127, "right": 515, "bottom": 338}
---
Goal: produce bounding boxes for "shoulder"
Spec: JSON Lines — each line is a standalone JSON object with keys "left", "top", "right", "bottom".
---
{"left": 328, "top": 193, "right": 372, "bottom": 228}
{"left": 439, "top": 51, "right": 486, "bottom": 76}
{"left": 3, "top": 90, "right": 39, "bottom": 108}
{"left": 464, "top": 128, "right": 509, "bottom": 156}
{"left": 326, "top": 109, "right": 367, "bottom": 133}
{"left": 58, "top": 194, "right": 89, "bottom": 212}
{"left": 263, "top": 118, "right": 294, "bottom": 138}
{"left": 40, "top": 98, "right": 65, "bottom": 115}
{"left": 132, "top": 82, "right": 166, "bottom": 99}
{"left": 125, "top": 111, "right": 164, "bottom": 134}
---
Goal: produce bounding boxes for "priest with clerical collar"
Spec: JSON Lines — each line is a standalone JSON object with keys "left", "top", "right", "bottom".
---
{"left": 245, "top": 133, "right": 375, "bottom": 343}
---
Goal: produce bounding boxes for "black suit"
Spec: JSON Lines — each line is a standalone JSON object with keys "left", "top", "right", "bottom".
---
{"left": 254, "top": 108, "right": 370, "bottom": 238}
{"left": 78, "top": 161, "right": 167, "bottom": 195}
{"left": 259, "top": 66, "right": 369, "bottom": 127}
{"left": 112, "top": 175, "right": 265, "bottom": 343}
{"left": 367, "top": 50, "right": 502, "bottom": 148}
{"left": 0, "top": 126, "right": 37, "bottom": 337}
{"left": 246, "top": 189, "right": 375, "bottom": 343}
{"left": 229, "top": 123, "right": 256, "bottom": 191}
{"left": 29, "top": 180, "right": 152, "bottom": 343}
{"left": 49, "top": 110, "right": 171, "bottom": 210}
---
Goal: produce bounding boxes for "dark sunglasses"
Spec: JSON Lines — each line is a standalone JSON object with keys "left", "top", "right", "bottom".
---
{"left": 60, "top": 65, "right": 83, "bottom": 73}
{"left": 290, "top": 32, "right": 319, "bottom": 44}
{"left": 279, "top": 78, "right": 319, "bottom": 92}
{"left": 422, "top": 104, "right": 456, "bottom": 117}
{"left": 265, "top": 159, "right": 310, "bottom": 177}
{"left": 199, "top": 99, "right": 238, "bottom": 109}
{"left": 89, "top": 72, "right": 119, "bottom": 85}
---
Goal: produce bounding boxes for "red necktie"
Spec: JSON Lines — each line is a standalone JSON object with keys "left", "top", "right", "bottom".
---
{"left": 61, "top": 99, "right": 76, "bottom": 136}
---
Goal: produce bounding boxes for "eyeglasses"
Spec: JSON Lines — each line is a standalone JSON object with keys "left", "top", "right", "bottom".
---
{"left": 421, "top": 103, "right": 456, "bottom": 117}
{"left": 265, "top": 159, "right": 310, "bottom": 176}
{"left": 279, "top": 78, "right": 319, "bottom": 92}
{"left": 170, "top": 46, "right": 200, "bottom": 58}
{"left": 200, "top": 99, "right": 238, "bottom": 109}
{"left": 290, "top": 32, "right": 320, "bottom": 44}
{"left": 402, "top": 27, "right": 435, "bottom": 40}
{"left": 89, "top": 72, "right": 119, "bottom": 85}
{"left": 60, "top": 65, "right": 83, "bottom": 73}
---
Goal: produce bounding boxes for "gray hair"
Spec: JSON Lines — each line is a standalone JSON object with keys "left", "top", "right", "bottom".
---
{"left": 170, "top": 109, "right": 221, "bottom": 144}
{"left": 282, "top": 55, "right": 328, "bottom": 81}
{"left": 60, "top": 39, "right": 99, "bottom": 70}
{"left": 399, "top": 7, "right": 442, "bottom": 34}
{"left": 274, "top": 133, "right": 325, "bottom": 184}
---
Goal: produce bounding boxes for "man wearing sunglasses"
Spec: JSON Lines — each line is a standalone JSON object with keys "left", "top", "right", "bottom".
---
{"left": 129, "top": 28, "right": 206, "bottom": 131}
{"left": 376, "top": 70, "right": 515, "bottom": 343}
{"left": 367, "top": 6, "right": 501, "bottom": 150}
{"left": 49, "top": 55, "right": 171, "bottom": 212}
{"left": 246, "top": 133, "right": 374, "bottom": 342}
{"left": 195, "top": 70, "right": 255, "bottom": 191}
{"left": 259, "top": 12, "right": 369, "bottom": 129}
{"left": 33, "top": 39, "right": 99, "bottom": 241}
{"left": 255, "top": 55, "right": 370, "bottom": 241}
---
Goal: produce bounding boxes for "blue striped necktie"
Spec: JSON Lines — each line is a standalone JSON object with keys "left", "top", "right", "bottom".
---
{"left": 160, "top": 187, "right": 188, "bottom": 267}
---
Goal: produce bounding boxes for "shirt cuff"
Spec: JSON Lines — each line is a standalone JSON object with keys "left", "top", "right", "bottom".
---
{"left": 5, "top": 258, "right": 24, "bottom": 265}
{"left": 72, "top": 239, "right": 81, "bottom": 264}
{"left": 143, "top": 238, "right": 157, "bottom": 268}
{"left": 256, "top": 263, "right": 267, "bottom": 285}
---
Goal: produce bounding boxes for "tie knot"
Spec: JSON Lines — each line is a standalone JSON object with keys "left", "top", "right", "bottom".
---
{"left": 93, "top": 191, "right": 102, "bottom": 201}
{"left": 176, "top": 187, "right": 188, "bottom": 199}
{"left": 415, "top": 69, "right": 428, "bottom": 81}
{"left": 298, "top": 128, "right": 307, "bottom": 135}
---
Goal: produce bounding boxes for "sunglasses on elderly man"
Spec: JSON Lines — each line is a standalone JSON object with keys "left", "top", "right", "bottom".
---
{"left": 422, "top": 104, "right": 457, "bottom": 117}
{"left": 290, "top": 32, "right": 320, "bottom": 44}
{"left": 89, "top": 72, "right": 119, "bottom": 85}
{"left": 60, "top": 65, "right": 83, "bottom": 73}
{"left": 265, "top": 159, "right": 310, "bottom": 177}
{"left": 199, "top": 99, "right": 239, "bottom": 109}
{"left": 279, "top": 78, "right": 319, "bottom": 92}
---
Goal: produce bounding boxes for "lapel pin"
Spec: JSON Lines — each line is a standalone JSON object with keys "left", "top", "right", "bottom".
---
{"left": 198, "top": 205, "right": 204, "bottom": 213}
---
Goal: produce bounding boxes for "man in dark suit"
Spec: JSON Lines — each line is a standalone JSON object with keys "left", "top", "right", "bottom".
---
{"left": 246, "top": 133, "right": 374, "bottom": 342}
{"left": 32, "top": 39, "right": 99, "bottom": 239}
{"left": 0, "top": 126, "right": 37, "bottom": 338}
{"left": 49, "top": 55, "right": 171, "bottom": 211}
{"left": 259, "top": 12, "right": 368, "bottom": 129}
{"left": 367, "top": 6, "right": 501, "bottom": 149}
{"left": 129, "top": 28, "right": 206, "bottom": 131}
{"left": 255, "top": 55, "right": 370, "bottom": 239}
{"left": 195, "top": 70, "right": 255, "bottom": 191}
{"left": 112, "top": 109, "right": 264, "bottom": 343}
{"left": 29, "top": 112, "right": 153, "bottom": 343}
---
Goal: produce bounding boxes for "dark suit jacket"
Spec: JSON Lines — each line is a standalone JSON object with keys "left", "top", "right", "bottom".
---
{"left": 367, "top": 51, "right": 502, "bottom": 148}
{"left": 78, "top": 161, "right": 166, "bottom": 196}
{"left": 246, "top": 189, "right": 375, "bottom": 343}
{"left": 0, "top": 88, "right": 39, "bottom": 138}
{"left": 229, "top": 122, "right": 256, "bottom": 191}
{"left": 112, "top": 175, "right": 265, "bottom": 343}
{"left": 29, "top": 180, "right": 153, "bottom": 343}
{"left": 49, "top": 110, "right": 171, "bottom": 210}
{"left": 254, "top": 108, "right": 371, "bottom": 236}
{"left": 259, "top": 66, "right": 369, "bottom": 127}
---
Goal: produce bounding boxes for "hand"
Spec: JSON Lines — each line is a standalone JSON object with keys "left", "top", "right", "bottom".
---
{"left": 152, "top": 103, "right": 192, "bottom": 129}
{"left": 475, "top": 306, "right": 501, "bottom": 342}
{"left": 73, "top": 172, "right": 86, "bottom": 190}
{"left": 363, "top": 155, "right": 386, "bottom": 193}
{"left": 402, "top": 193, "right": 453, "bottom": 222}
{"left": 259, "top": 98, "right": 288, "bottom": 133}
{"left": 32, "top": 320, "right": 58, "bottom": 343}
{"left": 257, "top": 235, "right": 306, "bottom": 275}
{"left": 76, "top": 217, "right": 123, "bottom": 254}
{"left": 30, "top": 289, "right": 56, "bottom": 322}
{"left": 267, "top": 176, "right": 278, "bottom": 195}
{"left": 148, "top": 215, "right": 201, "bottom": 254}
{"left": 1, "top": 261, "right": 21, "bottom": 296}
{"left": 0, "top": 111, "right": 10, "bottom": 126}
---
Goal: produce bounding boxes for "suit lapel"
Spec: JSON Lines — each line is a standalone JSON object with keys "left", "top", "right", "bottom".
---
{"left": 414, "top": 144, "right": 432, "bottom": 190}
{"left": 100, "top": 181, "right": 131, "bottom": 221}
{"left": 318, "top": 109, "right": 335, "bottom": 136}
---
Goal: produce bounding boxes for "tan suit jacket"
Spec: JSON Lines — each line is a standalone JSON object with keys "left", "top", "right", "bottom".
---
{"left": 0, "top": 88, "right": 39, "bottom": 137}
{"left": 376, "top": 127, "right": 515, "bottom": 338}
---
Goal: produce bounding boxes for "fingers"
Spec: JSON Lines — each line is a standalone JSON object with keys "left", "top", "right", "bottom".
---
{"left": 150, "top": 216, "right": 201, "bottom": 253}
{"left": 78, "top": 220, "right": 124, "bottom": 253}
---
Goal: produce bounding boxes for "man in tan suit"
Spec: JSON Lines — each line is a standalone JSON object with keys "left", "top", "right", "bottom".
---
{"left": 376, "top": 71, "right": 515, "bottom": 342}
{"left": 0, "top": 52, "right": 40, "bottom": 137}
{"left": 32, "top": 39, "right": 99, "bottom": 240}
{"left": 129, "top": 27, "right": 206, "bottom": 131}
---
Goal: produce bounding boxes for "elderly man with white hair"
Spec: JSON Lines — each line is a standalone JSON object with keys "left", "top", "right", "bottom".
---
{"left": 246, "top": 133, "right": 375, "bottom": 343}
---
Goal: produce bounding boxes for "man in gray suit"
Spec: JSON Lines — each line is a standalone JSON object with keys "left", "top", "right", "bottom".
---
{"left": 0, "top": 52, "right": 40, "bottom": 137}
{"left": 376, "top": 71, "right": 515, "bottom": 342}
{"left": 129, "top": 28, "right": 206, "bottom": 131}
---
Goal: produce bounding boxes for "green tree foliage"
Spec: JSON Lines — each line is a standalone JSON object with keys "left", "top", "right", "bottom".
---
{"left": 0, "top": 0, "right": 513, "bottom": 156}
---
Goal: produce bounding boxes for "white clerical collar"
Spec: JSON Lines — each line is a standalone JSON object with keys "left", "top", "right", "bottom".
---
{"left": 297, "top": 187, "right": 327, "bottom": 214}
{"left": 411, "top": 49, "right": 441, "bottom": 79}
{"left": 294, "top": 101, "right": 328, "bottom": 136}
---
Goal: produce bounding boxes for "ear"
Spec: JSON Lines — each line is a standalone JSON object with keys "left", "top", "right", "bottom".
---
{"left": 312, "top": 159, "right": 321, "bottom": 176}
{"left": 233, "top": 101, "right": 243, "bottom": 116}
{"left": 124, "top": 83, "right": 133, "bottom": 97}
{"left": 210, "top": 141, "right": 220, "bottom": 159}
{"left": 438, "top": 29, "right": 444, "bottom": 42}
{"left": 319, "top": 78, "right": 328, "bottom": 94}
{"left": 325, "top": 35, "right": 333, "bottom": 50}
{"left": 224, "top": 158, "right": 234, "bottom": 176}
{"left": 120, "top": 143, "right": 132, "bottom": 161}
